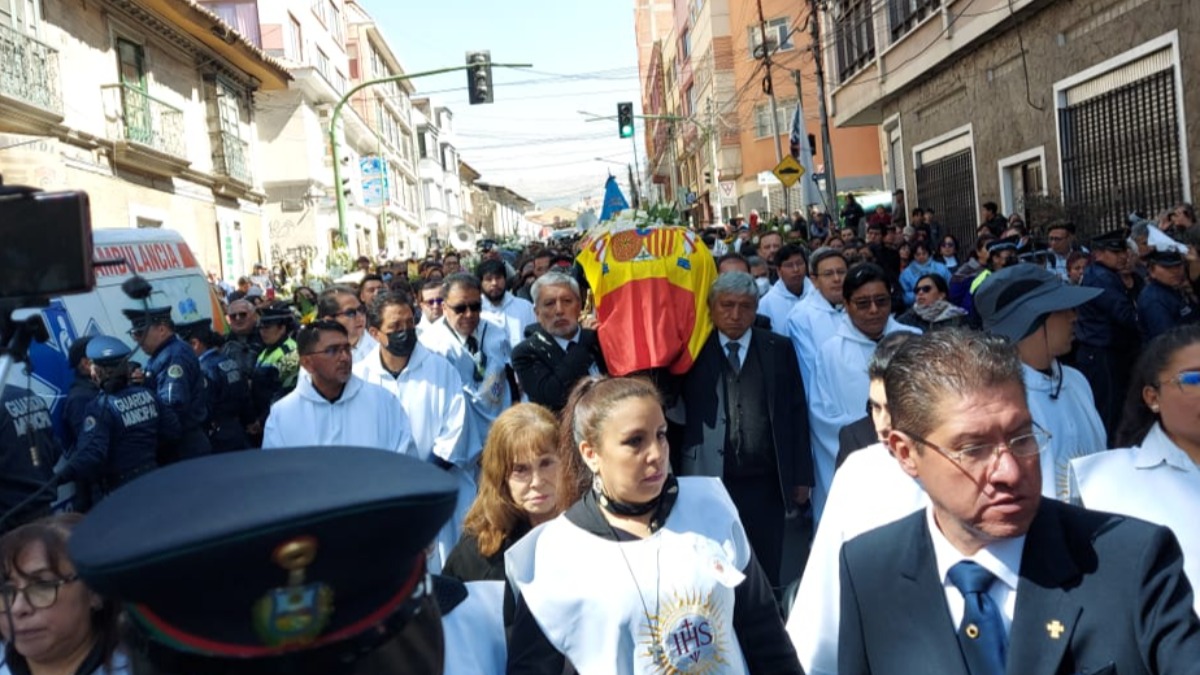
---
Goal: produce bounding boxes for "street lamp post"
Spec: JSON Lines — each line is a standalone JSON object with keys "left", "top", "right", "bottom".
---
{"left": 329, "top": 60, "right": 530, "bottom": 247}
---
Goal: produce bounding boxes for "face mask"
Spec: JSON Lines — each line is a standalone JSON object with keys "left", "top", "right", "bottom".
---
{"left": 755, "top": 277, "right": 771, "bottom": 297}
{"left": 384, "top": 329, "right": 418, "bottom": 358}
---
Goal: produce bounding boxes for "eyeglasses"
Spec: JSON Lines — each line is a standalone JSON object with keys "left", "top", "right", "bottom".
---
{"left": 1159, "top": 370, "right": 1200, "bottom": 394}
{"left": 509, "top": 456, "right": 560, "bottom": 485}
{"left": 422, "top": 298, "right": 444, "bottom": 306}
{"left": 850, "top": 295, "right": 891, "bottom": 311}
{"left": 304, "top": 344, "right": 353, "bottom": 358}
{"left": 228, "top": 312, "right": 254, "bottom": 321}
{"left": 901, "top": 425, "right": 1051, "bottom": 472}
{"left": 446, "top": 302, "right": 483, "bottom": 314}
{"left": 0, "top": 576, "right": 78, "bottom": 610}
{"left": 915, "top": 285, "right": 935, "bottom": 295}
{"left": 816, "top": 268, "right": 848, "bottom": 279}
{"left": 333, "top": 307, "right": 364, "bottom": 320}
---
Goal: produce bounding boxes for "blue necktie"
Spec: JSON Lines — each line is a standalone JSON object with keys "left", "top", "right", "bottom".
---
{"left": 947, "top": 561, "right": 1007, "bottom": 675}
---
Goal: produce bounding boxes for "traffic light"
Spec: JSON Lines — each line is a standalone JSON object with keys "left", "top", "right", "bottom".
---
{"left": 704, "top": 171, "right": 712, "bottom": 184}
{"left": 466, "top": 51, "right": 493, "bottom": 105}
{"left": 617, "top": 102, "right": 634, "bottom": 138}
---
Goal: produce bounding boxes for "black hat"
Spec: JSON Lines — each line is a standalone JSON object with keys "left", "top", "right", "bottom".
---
{"left": 258, "top": 302, "right": 296, "bottom": 325}
{"left": 122, "top": 306, "right": 174, "bottom": 331}
{"left": 174, "top": 318, "right": 211, "bottom": 341}
{"left": 986, "top": 235, "right": 1020, "bottom": 254}
{"left": 1090, "top": 228, "right": 1129, "bottom": 252}
{"left": 68, "top": 336, "right": 94, "bottom": 370}
{"left": 86, "top": 335, "right": 134, "bottom": 367}
{"left": 1144, "top": 249, "right": 1186, "bottom": 267}
{"left": 70, "top": 447, "right": 457, "bottom": 668}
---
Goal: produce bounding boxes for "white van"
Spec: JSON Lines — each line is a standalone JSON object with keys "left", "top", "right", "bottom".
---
{"left": 10, "top": 228, "right": 225, "bottom": 436}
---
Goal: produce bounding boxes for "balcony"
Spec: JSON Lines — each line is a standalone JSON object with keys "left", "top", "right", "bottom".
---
{"left": 213, "top": 130, "right": 252, "bottom": 185}
{"left": 102, "top": 83, "right": 190, "bottom": 175}
{"left": 0, "top": 23, "right": 63, "bottom": 126}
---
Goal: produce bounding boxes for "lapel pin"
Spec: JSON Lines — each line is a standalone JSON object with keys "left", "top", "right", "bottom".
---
{"left": 1046, "top": 619, "right": 1065, "bottom": 639}
{"left": 965, "top": 623, "right": 980, "bottom": 639}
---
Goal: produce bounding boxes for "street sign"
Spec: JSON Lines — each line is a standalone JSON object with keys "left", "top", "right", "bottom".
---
{"left": 360, "top": 156, "right": 388, "bottom": 208}
{"left": 772, "top": 155, "right": 805, "bottom": 188}
{"left": 718, "top": 181, "right": 737, "bottom": 207}
{"left": 757, "top": 171, "right": 781, "bottom": 187}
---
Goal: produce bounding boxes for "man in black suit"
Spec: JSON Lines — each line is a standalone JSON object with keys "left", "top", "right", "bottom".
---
{"left": 839, "top": 328, "right": 1200, "bottom": 675}
{"left": 674, "top": 271, "right": 813, "bottom": 588}
{"left": 511, "top": 271, "right": 606, "bottom": 413}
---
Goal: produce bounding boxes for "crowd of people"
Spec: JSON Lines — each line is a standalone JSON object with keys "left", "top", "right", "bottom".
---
{"left": 1, "top": 196, "right": 1199, "bottom": 674}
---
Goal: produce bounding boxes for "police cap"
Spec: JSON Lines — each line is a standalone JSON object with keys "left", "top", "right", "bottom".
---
{"left": 986, "top": 235, "right": 1020, "bottom": 254}
{"left": 174, "top": 318, "right": 210, "bottom": 341}
{"left": 86, "top": 335, "right": 133, "bottom": 367}
{"left": 70, "top": 447, "right": 457, "bottom": 671}
{"left": 1090, "top": 228, "right": 1129, "bottom": 252}
{"left": 122, "top": 306, "right": 174, "bottom": 331}
{"left": 1144, "top": 248, "right": 1186, "bottom": 267}
{"left": 257, "top": 302, "right": 296, "bottom": 325}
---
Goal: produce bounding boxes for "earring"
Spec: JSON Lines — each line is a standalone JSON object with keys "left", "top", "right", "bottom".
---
{"left": 591, "top": 473, "right": 604, "bottom": 495}
{"left": 1151, "top": 404, "right": 1161, "bottom": 413}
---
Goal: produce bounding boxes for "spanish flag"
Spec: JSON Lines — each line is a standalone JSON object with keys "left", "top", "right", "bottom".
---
{"left": 577, "top": 214, "right": 715, "bottom": 376}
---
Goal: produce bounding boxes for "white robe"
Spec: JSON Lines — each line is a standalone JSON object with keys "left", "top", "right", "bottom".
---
{"left": 1070, "top": 423, "right": 1200, "bottom": 617}
{"left": 354, "top": 343, "right": 472, "bottom": 572}
{"left": 809, "top": 315, "right": 921, "bottom": 522}
{"left": 418, "top": 318, "right": 513, "bottom": 459}
{"left": 1022, "top": 361, "right": 1107, "bottom": 500}
{"left": 787, "top": 443, "right": 928, "bottom": 675}
{"left": 262, "top": 373, "right": 416, "bottom": 455}
{"left": 785, "top": 291, "right": 844, "bottom": 398}
{"left": 758, "top": 278, "right": 812, "bottom": 336}
{"left": 441, "top": 581, "right": 507, "bottom": 674}
{"left": 351, "top": 331, "right": 379, "bottom": 364}
{"left": 482, "top": 292, "right": 537, "bottom": 349}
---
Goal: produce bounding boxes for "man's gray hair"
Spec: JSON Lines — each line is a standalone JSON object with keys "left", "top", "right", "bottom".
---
{"left": 709, "top": 271, "right": 759, "bottom": 301}
{"left": 884, "top": 328, "right": 1025, "bottom": 439}
{"left": 1130, "top": 220, "right": 1151, "bottom": 240}
{"left": 530, "top": 271, "right": 580, "bottom": 306}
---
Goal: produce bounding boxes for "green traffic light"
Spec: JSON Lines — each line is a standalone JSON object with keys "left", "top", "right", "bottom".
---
{"left": 620, "top": 124, "right": 634, "bottom": 138}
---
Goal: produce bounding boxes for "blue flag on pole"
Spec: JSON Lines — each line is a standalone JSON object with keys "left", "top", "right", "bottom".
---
{"left": 600, "top": 174, "right": 630, "bottom": 222}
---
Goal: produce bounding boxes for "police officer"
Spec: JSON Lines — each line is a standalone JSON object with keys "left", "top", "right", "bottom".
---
{"left": 0, "top": 381, "right": 60, "bottom": 533}
{"left": 69, "top": 447, "right": 487, "bottom": 675}
{"left": 123, "top": 306, "right": 211, "bottom": 462}
{"left": 251, "top": 302, "right": 299, "bottom": 439}
{"left": 1138, "top": 248, "right": 1199, "bottom": 342}
{"left": 221, "top": 298, "right": 263, "bottom": 380}
{"left": 1074, "top": 228, "right": 1141, "bottom": 437}
{"left": 54, "top": 336, "right": 179, "bottom": 508}
{"left": 61, "top": 335, "right": 98, "bottom": 449}
{"left": 178, "top": 319, "right": 253, "bottom": 453}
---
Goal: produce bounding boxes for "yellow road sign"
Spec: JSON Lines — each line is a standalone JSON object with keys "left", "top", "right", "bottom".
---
{"left": 772, "top": 155, "right": 805, "bottom": 188}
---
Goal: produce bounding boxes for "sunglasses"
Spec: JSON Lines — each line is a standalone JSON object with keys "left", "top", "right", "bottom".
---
{"left": 228, "top": 312, "right": 254, "bottom": 321}
{"left": 915, "top": 285, "right": 936, "bottom": 294}
{"left": 304, "top": 344, "right": 353, "bottom": 358}
{"left": 334, "top": 307, "right": 364, "bottom": 320}
{"left": 423, "top": 298, "right": 444, "bottom": 306}
{"left": 851, "top": 295, "right": 892, "bottom": 311}
{"left": 446, "top": 302, "right": 483, "bottom": 314}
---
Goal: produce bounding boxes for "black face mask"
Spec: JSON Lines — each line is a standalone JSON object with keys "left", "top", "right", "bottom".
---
{"left": 384, "top": 329, "right": 418, "bottom": 358}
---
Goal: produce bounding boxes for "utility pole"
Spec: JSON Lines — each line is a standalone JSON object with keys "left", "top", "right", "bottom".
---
{"left": 757, "top": 0, "right": 789, "bottom": 218}
{"left": 707, "top": 97, "right": 721, "bottom": 224}
{"left": 809, "top": 0, "right": 839, "bottom": 213}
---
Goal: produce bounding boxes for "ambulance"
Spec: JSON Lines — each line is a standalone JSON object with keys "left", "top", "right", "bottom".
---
{"left": 10, "top": 228, "right": 226, "bottom": 434}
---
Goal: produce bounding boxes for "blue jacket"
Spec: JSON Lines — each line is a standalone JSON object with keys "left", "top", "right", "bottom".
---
{"left": 1138, "top": 280, "right": 1199, "bottom": 342}
{"left": 1074, "top": 262, "right": 1139, "bottom": 350}
{"left": 198, "top": 348, "right": 251, "bottom": 421}
{"left": 61, "top": 375, "right": 99, "bottom": 449}
{"left": 61, "top": 384, "right": 179, "bottom": 484}
{"left": 899, "top": 259, "right": 951, "bottom": 306}
{"left": 145, "top": 334, "right": 208, "bottom": 430}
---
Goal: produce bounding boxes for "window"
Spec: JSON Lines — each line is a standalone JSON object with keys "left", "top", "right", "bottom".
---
{"left": 204, "top": 1, "right": 261, "bottom": 47}
{"left": 914, "top": 128, "right": 977, "bottom": 245}
{"left": 327, "top": 0, "right": 343, "bottom": 43}
{"left": 216, "top": 81, "right": 241, "bottom": 136}
{"left": 0, "top": 0, "right": 41, "bottom": 35}
{"left": 333, "top": 68, "right": 346, "bottom": 94}
{"left": 753, "top": 99, "right": 797, "bottom": 138}
{"left": 1059, "top": 48, "right": 1184, "bottom": 234}
{"left": 748, "top": 17, "right": 794, "bottom": 57}
{"left": 315, "top": 46, "right": 330, "bottom": 82}
{"left": 418, "top": 132, "right": 428, "bottom": 159}
{"left": 680, "top": 28, "right": 690, "bottom": 60}
{"left": 683, "top": 85, "right": 695, "bottom": 117}
{"left": 288, "top": 14, "right": 303, "bottom": 61}
{"left": 889, "top": 0, "right": 940, "bottom": 42}
{"left": 833, "top": 0, "right": 875, "bottom": 82}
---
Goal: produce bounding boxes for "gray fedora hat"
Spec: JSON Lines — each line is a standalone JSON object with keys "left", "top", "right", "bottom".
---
{"left": 975, "top": 264, "right": 1101, "bottom": 342}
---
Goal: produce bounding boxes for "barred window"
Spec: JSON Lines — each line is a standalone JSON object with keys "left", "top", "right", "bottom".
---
{"left": 753, "top": 99, "right": 797, "bottom": 138}
{"left": 1059, "top": 57, "right": 1183, "bottom": 234}
{"left": 889, "top": 0, "right": 940, "bottom": 43}
{"left": 833, "top": 0, "right": 875, "bottom": 83}
{"left": 915, "top": 133, "right": 977, "bottom": 245}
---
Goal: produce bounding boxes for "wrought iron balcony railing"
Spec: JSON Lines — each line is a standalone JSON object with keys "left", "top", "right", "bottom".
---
{"left": 102, "top": 83, "right": 186, "bottom": 159}
{"left": 0, "top": 23, "right": 62, "bottom": 115}
{"left": 214, "top": 130, "right": 252, "bottom": 184}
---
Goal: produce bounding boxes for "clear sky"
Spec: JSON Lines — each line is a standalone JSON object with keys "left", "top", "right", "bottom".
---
{"left": 359, "top": 0, "right": 643, "bottom": 209}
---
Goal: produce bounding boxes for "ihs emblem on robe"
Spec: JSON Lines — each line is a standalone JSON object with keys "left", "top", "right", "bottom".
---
{"left": 640, "top": 590, "right": 728, "bottom": 673}
{"left": 252, "top": 536, "right": 334, "bottom": 647}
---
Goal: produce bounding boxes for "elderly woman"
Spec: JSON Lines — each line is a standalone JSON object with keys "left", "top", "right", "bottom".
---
{"left": 898, "top": 240, "right": 951, "bottom": 306}
{"left": 896, "top": 273, "right": 966, "bottom": 331}
{"left": 443, "top": 403, "right": 579, "bottom": 582}
{"left": 0, "top": 514, "right": 125, "bottom": 675}
{"left": 1071, "top": 324, "right": 1200, "bottom": 615}
{"left": 506, "top": 377, "right": 801, "bottom": 674}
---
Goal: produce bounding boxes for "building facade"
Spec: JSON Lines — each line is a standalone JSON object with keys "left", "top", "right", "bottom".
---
{"left": 413, "top": 97, "right": 467, "bottom": 254}
{"left": 826, "top": 0, "right": 1197, "bottom": 242}
{"left": 0, "top": 0, "right": 289, "bottom": 279}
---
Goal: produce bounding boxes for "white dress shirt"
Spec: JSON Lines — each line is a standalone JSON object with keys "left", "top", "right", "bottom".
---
{"left": 926, "top": 505, "right": 1024, "bottom": 633}
{"left": 716, "top": 330, "right": 752, "bottom": 369}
